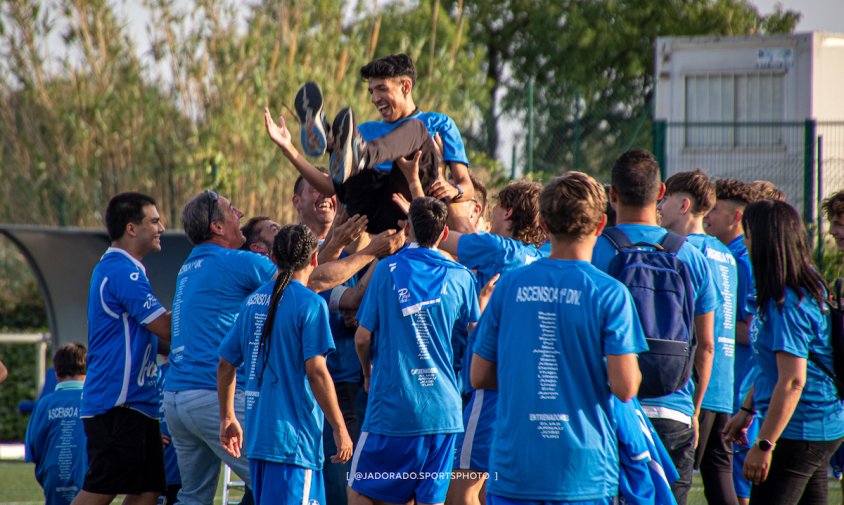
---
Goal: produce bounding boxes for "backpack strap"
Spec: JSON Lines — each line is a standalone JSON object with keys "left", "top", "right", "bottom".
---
{"left": 660, "top": 232, "right": 686, "bottom": 255}
{"left": 602, "top": 227, "right": 634, "bottom": 251}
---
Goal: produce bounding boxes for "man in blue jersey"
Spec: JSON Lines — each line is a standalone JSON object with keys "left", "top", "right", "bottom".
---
{"left": 240, "top": 216, "right": 280, "bottom": 257}
{"left": 73, "top": 192, "right": 172, "bottom": 505}
{"left": 26, "top": 343, "right": 88, "bottom": 505}
{"left": 591, "top": 150, "right": 717, "bottom": 505}
{"left": 471, "top": 171, "right": 646, "bottom": 504}
{"left": 350, "top": 197, "right": 480, "bottom": 505}
{"left": 265, "top": 54, "right": 473, "bottom": 234}
{"left": 659, "top": 170, "right": 739, "bottom": 505}
{"left": 703, "top": 179, "right": 760, "bottom": 505}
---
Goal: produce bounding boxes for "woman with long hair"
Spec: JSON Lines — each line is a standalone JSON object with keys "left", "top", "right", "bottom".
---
{"left": 218, "top": 224, "right": 353, "bottom": 505}
{"left": 725, "top": 200, "right": 844, "bottom": 504}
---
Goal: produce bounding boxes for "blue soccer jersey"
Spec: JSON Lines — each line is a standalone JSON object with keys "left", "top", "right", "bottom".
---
{"left": 318, "top": 251, "right": 363, "bottom": 384}
{"left": 357, "top": 111, "right": 469, "bottom": 171}
{"left": 83, "top": 248, "right": 166, "bottom": 418}
{"left": 456, "top": 231, "right": 547, "bottom": 289}
{"left": 25, "top": 381, "right": 87, "bottom": 505}
{"left": 356, "top": 247, "right": 480, "bottom": 436}
{"left": 218, "top": 280, "right": 335, "bottom": 469}
{"left": 727, "top": 235, "right": 756, "bottom": 413}
{"left": 166, "top": 243, "right": 275, "bottom": 392}
{"left": 750, "top": 288, "right": 844, "bottom": 441}
{"left": 473, "top": 258, "right": 648, "bottom": 501}
{"left": 686, "top": 234, "right": 738, "bottom": 414}
{"left": 592, "top": 224, "right": 717, "bottom": 418}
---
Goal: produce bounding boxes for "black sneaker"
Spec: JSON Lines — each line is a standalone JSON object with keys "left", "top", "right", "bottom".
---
{"left": 294, "top": 82, "right": 328, "bottom": 157}
{"left": 329, "top": 108, "right": 367, "bottom": 186}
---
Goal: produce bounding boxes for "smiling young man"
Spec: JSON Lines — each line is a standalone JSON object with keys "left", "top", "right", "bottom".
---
{"left": 266, "top": 54, "right": 473, "bottom": 234}
{"left": 73, "top": 193, "right": 172, "bottom": 505}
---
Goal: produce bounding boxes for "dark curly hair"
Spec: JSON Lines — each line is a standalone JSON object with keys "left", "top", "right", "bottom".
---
{"left": 360, "top": 53, "right": 417, "bottom": 84}
{"left": 715, "top": 179, "right": 759, "bottom": 207}
{"left": 497, "top": 180, "right": 547, "bottom": 247}
{"left": 257, "top": 224, "right": 318, "bottom": 386}
{"left": 664, "top": 170, "right": 715, "bottom": 215}
{"left": 541, "top": 172, "right": 606, "bottom": 238}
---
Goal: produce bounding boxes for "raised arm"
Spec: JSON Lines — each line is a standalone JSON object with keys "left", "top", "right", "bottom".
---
{"left": 308, "top": 228, "right": 405, "bottom": 293}
{"left": 265, "top": 107, "right": 335, "bottom": 197}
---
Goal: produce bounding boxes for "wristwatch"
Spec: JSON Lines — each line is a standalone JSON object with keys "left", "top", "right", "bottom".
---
{"left": 755, "top": 439, "right": 776, "bottom": 452}
{"left": 453, "top": 184, "right": 464, "bottom": 201}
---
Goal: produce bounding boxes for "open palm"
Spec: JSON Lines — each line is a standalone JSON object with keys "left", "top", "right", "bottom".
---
{"left": 264, "top": 107, "right": 292, "bottom": 150}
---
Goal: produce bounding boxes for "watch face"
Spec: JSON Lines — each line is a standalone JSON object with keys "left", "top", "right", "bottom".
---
{"left": 758, "top": 439, "right": 774, "bottom": 451}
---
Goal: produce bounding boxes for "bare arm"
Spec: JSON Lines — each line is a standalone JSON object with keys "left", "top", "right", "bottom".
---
{"left": 355, "top": 326, "right": 373, "bottom": 393}
{"left": 470, "top": 354, "right": 497, "bottom": 390}
{"left": 146, "top": 311, "right": 172, "bottom": 344}
{"left": 0, "top": 360, "right": 7, "bottom": 384}
{"left": 318, "top": 214, "right": 368, "bottom": 264}
{"left": 743, "top": 353, "right": 806, "bottom": 484}
{"left": 692, "top": 311, "right": 715, "bottom": 414}
{"left": 217, "top": 358, "right": 242, "bottom": 458}
{"left": 308, "top": 229, "right": 405, "bottom": 293}
{"left": 264, "top": 107, "right": 335, "bottom": 197}
{"left": 338, "top": 260, "right": 379, "bottom": 311}
{"left": 607, "top": 354, "right": 641, "bottom": 402}
{"left": 306, "top": 355, "right": 353, "bottom": 463}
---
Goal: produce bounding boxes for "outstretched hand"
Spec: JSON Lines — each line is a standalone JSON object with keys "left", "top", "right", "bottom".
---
{"left": 220, "top": 417, "right": 244, "bottom": 458}
{"left": 264, "top": 107, "right": 293, "bottom": 152}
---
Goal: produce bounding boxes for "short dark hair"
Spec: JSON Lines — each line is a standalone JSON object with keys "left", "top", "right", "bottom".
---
{"left": 715, "top": 179, "right": 758, "bottom": 207}
{"left": 824, "top": 190, "right": 844, "bottom": 220}
{"left": 541, "top": 172, "right": 606, "bottom": 239}
{"left": 664, "top": 170, "right": 715, "bottom": 215}
{"left": 611, "top": 149, "right": 662, "bottom": 206}
{"left": 105, "top": 192, "right": 157, "bottom": 241}
{"left": 240, "top": 216, "right": 272, "bottom": 251}
{"left": 750, "top": 180, "right": 786, "bottom": 202}
{"left": 53, "top": 343, "right": 87, "bottom": 379}
{"left": 468, "top": 172, "right": 487, "bottom": 214}
{"left": 360, "top": 53, "right": 417, "bottom": 84}
{"left": 604, "top": 185, "right": 617, "bottom": 227}
{"left": 293, "top": 168, "right": 329, "bottom": 196}
{"left": 181, "top": 190, "right": 223, "bottom": 245}
{"left": 409, "top": 197, "right": 448, "bottom": 248}
{"left": 497, "top": 180, "right": 547, "bottom": 247}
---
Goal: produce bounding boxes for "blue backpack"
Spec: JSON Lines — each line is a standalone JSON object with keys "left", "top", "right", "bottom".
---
{"left": 603, "top": 227, "right": 696, "bottom": 399}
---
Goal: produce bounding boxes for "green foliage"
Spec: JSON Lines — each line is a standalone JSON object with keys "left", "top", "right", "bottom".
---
{"left": 453, "top": 0, "right": 801, "bottom": 179}
{"left": 0, "top": 343, "right": 40, "bottom": 441}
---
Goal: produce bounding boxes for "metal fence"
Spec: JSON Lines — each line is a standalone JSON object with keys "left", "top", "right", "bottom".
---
{"left": 653, "top": 120, "right": 844, "bottom": 225}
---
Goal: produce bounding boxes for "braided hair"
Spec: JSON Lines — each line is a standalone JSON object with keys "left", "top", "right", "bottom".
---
{"left": 257, "top": 224, "right": 318, "bottom": 386}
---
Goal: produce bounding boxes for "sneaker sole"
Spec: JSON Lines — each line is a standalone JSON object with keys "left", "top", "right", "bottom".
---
{"left": 330, "top": 108, "right": 356, "bottom": 186}
{"left": 294, "top": 82, "right": 327, "bottom": 157}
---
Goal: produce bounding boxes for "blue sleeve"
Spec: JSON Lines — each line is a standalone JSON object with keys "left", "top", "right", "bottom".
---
{"left": 218, "top": 305, "right": 247, "bottom": 367}
{"left": 591, "top": 235, "right": 616, "bottom": 273}
{"left": 356, "top": 262, "right": 385, "bottom": 333}
{"left": 767, "top": 296, "right": 816, "bottom": 359}
{"left": 460, "top": 274, "right": 481, "bottom": 328}
{"left": 602, "top": 283, "right": 649, "bottom": 355}
{"left": 735, "top": 258, "right": 754, "bottom": 322}
{"left": 108, "top": 268, "right": 165, "bottom": 325}
{"left": 235, "top": 252, "right": 276, "bottom": 293}
{"left": 472, "top": 275, "right": 507, "bottom": 363}
{"left": 437, "top": 115, "right": 469, "bottom": 166}
{"left": 457, "top": 233, "right": 502, "bottom": 270}
{"left": 683, "top": 245, "right": 718, "bottom": 315}
{"left": 302, "top": 297, "right": 336, "bottom": 361}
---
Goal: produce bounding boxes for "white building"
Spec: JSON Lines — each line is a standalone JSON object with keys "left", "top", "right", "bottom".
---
{"left": 654, "top": 32, "right": 844, "bottom": 219}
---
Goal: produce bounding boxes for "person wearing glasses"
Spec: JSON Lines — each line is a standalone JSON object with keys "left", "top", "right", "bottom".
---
{"left": 163, "top": 190, "right": 276, "bottom": 504}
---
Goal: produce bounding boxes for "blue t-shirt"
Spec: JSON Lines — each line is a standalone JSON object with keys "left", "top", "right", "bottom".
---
{"left": 156, "top": 363, "right": 181, "bottom": 486}
{"left": 357, "top": 248, "right": 480, "bottom": 436}
{"left": 750, "top": 288, "right": 844, "bottom": 441}
{"left": 728, "top": 235, "right": 756, "bottom": 412}
{"left": 25, "top": 381, "right": 87, "bottom": 505}
{"left": 357, "top": 111, "right": 469, "bottom": 171}
{"left": 167, "top": 243, "right": 275, "bottom": 392}
{"left": 473, "top": 258, "right": 648, "bottom": 501}
{"left": 218, "top": 280, "right": 335, "bottom": 468}
{"left": 687, "top": 234, "right": 737, "bottom": 414}
{"left": 319, "top": 252, "right": 363, "bottom": 384}
{"left": 83, "top": 248, "right": 166, "bottom": 418}
{"left": 456, "top": 232, "right": 549, "bottom": 395}
{"left": 592, "top": 224, "right": 718, "bottom": 418}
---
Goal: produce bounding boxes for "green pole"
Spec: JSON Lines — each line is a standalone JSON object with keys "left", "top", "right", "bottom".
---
{"left": 803, "top": 119, "right": 816, "bottom": 224}
{"left": 652, "top": 120, "right": 667, "bottom": 180}
{"left": 817, "top": 135, "right": 824, "bottom": 269}
{"left": 511, "top": 143, "right": 517, "bottom": 179}
{"left": 527, "top": 77, "right": 534, "bottom": 174}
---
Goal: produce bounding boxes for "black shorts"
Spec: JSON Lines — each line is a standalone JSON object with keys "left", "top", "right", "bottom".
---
{"left": 335, "top": 167, "right": 411, "bottom": 234}
{"left": 82, "top": 406, "right": 166, "bottom": 495}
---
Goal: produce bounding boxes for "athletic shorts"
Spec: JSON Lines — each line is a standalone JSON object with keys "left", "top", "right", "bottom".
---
{"left": 732, "top": 415, "right": 760, "bottom": 499}
{"left": 82, "top": 406, "right": 166, "bottom": 495}
{"left": 334, "top": 169, "right": 409, "bottom": 234}
{"left": 453, "top": 389, "right": 497, "bottom": 472}
{"left": 348, "top": 432, "right": 456, "bottom": 504}
{"left": 250, "top": 459, "right": 325, "bottom": 505}
{"left": 487, "top": 493, "right": 613, "bottom": 505}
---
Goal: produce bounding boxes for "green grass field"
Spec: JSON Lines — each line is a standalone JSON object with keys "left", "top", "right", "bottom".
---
{"left": 1, "top": 460, "right": 842, "bottom": 504}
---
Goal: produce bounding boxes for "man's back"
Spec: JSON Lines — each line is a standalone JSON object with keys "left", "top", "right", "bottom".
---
{"left": 166, "top": 243, "right": 274, "bottom": 392}
{"left": 357, "top": 248, "right": 479, "bottom": 436}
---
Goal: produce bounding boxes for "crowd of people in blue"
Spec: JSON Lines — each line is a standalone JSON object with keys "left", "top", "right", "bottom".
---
{"left": 18, "top": 52, "right": 844, "bottom": 505}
